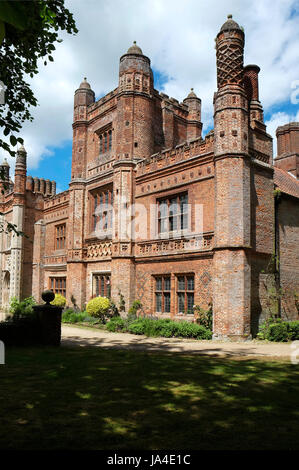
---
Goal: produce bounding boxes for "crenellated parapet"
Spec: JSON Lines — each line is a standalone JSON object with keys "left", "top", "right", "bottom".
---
{"left": 27, "top": 176, "right": 56, "bottom": 197}
{"left": 136, "top": 131, "right": 214, "bottom": 176}
{"left": 43, "top": 190, "right": 69, "bottom": 210}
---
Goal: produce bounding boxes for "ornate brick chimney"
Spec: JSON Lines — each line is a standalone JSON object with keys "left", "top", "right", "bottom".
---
{"left": 276, "top": 122, "right": 299, "bottom": 178}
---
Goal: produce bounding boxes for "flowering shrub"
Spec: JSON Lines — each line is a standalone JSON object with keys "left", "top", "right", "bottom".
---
{"left": 51, "top": 294, "right": 66, "bottom": 307}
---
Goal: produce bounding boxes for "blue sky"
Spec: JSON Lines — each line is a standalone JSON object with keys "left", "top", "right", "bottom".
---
{"left": 3, "top": 0, "right": 299, "bottom": 193}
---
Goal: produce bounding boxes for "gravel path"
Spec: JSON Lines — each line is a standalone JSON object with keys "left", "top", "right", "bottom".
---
{"left": 61, "top": 325, "right": 294, "bottom": 360}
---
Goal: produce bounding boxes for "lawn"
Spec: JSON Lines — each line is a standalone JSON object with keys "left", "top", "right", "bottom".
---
{"left": 0, "top": 347, "right": 298, "bottom": 450}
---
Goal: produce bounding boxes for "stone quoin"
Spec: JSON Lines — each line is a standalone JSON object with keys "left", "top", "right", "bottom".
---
{"left": 0, "top": 17, "right": 298, "bottom": 339}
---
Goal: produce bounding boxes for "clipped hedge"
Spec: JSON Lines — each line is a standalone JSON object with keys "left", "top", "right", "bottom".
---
{"left": 106, "top": 317, "right": 212, "bottom": 340}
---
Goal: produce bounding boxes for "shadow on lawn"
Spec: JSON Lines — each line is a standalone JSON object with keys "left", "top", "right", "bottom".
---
{"left": 61, "top": 333, "right": 287, "bottom": 358}
{"left": 0, "top": 347, "right": 298, "bottom": 450}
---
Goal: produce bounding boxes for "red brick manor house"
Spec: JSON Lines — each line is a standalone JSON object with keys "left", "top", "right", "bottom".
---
{"left": 0, "top": 16, "right": 298, "bottom": 339}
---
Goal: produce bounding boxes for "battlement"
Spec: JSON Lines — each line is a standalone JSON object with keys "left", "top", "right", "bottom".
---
{"left": 87, "top": 155, "right": 114, "bottom": 179}
{"left": 26, "top": 176, "right": 56, "bottom": 197}
{"left": 154, "top": 89, "right": 189, "bottom": 114}
{"left": 88, "top": 87, "right": 118, "bottom": 113}
{"left": 136, "top": 131, "right": 214, "bottom": 176}
{"left": 44, "top": 190, "right": 69, "bottom": 209}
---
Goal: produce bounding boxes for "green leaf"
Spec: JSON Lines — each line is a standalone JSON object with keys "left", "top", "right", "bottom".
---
{"left": 0, "top": 20, "right": 5, "bottom": 44}
{"left": 0, "top": 1, "right": 29, "bottom": 30}
{"left": 10, "top": 135, "right": 17, "bottom": 146}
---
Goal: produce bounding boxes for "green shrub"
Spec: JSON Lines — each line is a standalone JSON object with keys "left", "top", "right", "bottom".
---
{"left": 118, "top": 290, "right": 126, "bottom": 313}
{"left": 257, "top": 318, "right": 299, "bottom": 342}
{"left": 2, "top": 296, "right": 41, "bottom": 346}
{"left": 62, "top": 310, "right": 98, "bottom": 324}
{"left": 288, "top": 321, "right": 299, "bottom": 340}
{"left": 72, "top": 312, "right": 86, "bottom": 323}
{"left": 126, "top": 318, "right": 212, "bottom": 340}
{"left": 108, "top": 300, "right": 120, "bottom": 318}
{"left": 106, "top": 317, "right": 126, "bottom": 332}
{"left": 86, "top": 296, "right": 111, "bottom": 323}
{"left": 83, "top": 315, "right": 99, "bottom": 325}
{"left": 128, "top": 300, "right": 143, "bottom": 317}
{"left": 64, "top": 308, "right": 75, "bottom": 315}
{"left": 9, "top": 296, "right": 36, "bottom": 319}
{"left": 62, "top": 310, "right": 72, "bottom": 323}
{"left": 128, "top": 320, "right": 146, "bottom": 335}
{"left": 174, "top": 321, "right": 212, "bottom": 340}
{"left": 51, "top": 294, "right": 66, "bottom": 308}
{"left": 264, "top": 322, "right": 287, "bottom": 342}
{"left": 194, "top": 304, "right": 213, "bottom": 330}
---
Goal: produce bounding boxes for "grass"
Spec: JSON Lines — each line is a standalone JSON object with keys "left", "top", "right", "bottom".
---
{"left": 0, "top": 346, "right": 298, "bottom": 450}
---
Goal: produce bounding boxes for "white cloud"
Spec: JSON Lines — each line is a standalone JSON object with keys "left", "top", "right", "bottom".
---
{"left": 2, "top": 0, "right": 299, "bottom": 170}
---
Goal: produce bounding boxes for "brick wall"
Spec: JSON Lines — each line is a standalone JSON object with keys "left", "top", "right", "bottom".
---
{"left": 136, "top": 257, "right": 213, "bottom": 319}
{"left": 278, "top": 196, "right": 299, "bottom": 320}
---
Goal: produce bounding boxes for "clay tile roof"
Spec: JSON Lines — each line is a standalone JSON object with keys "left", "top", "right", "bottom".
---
{"left": 274, "top": 167, "right": 299, "bottom": 199}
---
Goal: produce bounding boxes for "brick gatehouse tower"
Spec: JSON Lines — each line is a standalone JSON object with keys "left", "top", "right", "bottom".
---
{"left": 1, "top": 16, "right": 298, "bottom": 339}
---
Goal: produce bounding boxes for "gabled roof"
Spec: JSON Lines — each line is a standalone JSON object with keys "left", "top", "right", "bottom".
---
{"left": 274, "top": 167, "right": 299, "bottom": 199}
